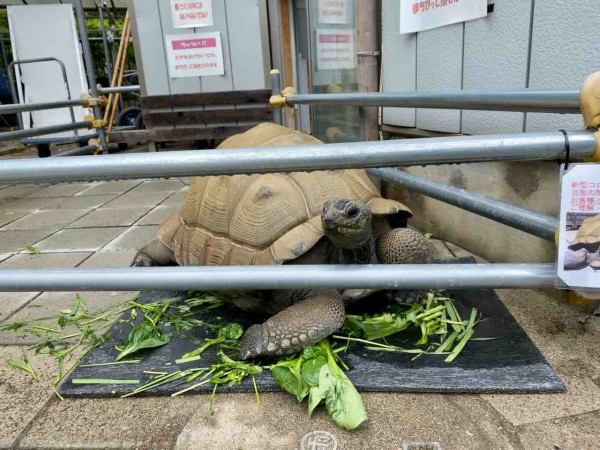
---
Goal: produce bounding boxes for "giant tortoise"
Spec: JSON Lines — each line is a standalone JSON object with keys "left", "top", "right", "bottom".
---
{"left": 134, "top": 123, "right": 432, "bottom": 359}
{"left": 564, "top": 214, "right": 600, "bottom": 270}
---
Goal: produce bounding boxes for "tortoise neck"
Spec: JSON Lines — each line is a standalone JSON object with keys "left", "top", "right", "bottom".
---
{"left": 330, "top": 237, "right": 378, "bottom": 265}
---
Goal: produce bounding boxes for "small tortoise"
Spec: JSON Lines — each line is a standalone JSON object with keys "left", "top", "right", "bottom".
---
{"left": 564, "top": 214, "right": 600, "bottom": 270}
{"left": 134, "top": 123, "right": 432, "bottom": 359}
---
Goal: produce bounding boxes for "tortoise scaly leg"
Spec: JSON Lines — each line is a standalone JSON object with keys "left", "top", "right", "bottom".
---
{"left": 377, "top": 228, "right": 433, "bottom": 304}
{"left": 239, "top": 290, "right": 345, "bottom": 360}
{"left": 132, "top": 239, "right": 176, "bottom": 267}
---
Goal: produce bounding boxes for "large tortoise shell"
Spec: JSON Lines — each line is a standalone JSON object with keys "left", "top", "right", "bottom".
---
{"left": 158, "top": 123, "right": 412, "bottom": 266}
{"left": 570, "top": 213, "right": 600, "bottom": 248}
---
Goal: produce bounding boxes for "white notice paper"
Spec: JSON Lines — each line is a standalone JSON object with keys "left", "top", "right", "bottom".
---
{"left": 171, "top": 0, "right": 213, "bottom": 29}
{"left": 166, "top": 32, "right": 224, "bottom": 78}
{"left": 400, "top": 0, "right": 487, "bottom": 34}
{"left": 556, "top": 164, "right": 600, "bottom": 290}
{"left": 318, "top": 0, "right": 348, "bottom": 24}
{"left": 315, "top": 29, "right": 355, "bottom": 70}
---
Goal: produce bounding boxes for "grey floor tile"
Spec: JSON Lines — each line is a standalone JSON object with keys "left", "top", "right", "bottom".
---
{"left": 34, "top": 227, "right": 127, "bottom": 253}
{"left": 0, "top": 197, "right": 64, "bottom": 211}
{"left": 102, "top": 191, "right": 172, "bottom": 208}
{"left": 68, "top": 207, "right": 152, "bottom": 228}
{"left": 0, "top": 210, "right": 29, "bottom": 227}
{"left": 50, "top": 194, "right": 117, "bottom": 210}
{"left": 24, "top": 183, "right": 92, "bottom": 198}
{"left": 78, "top": 250, "right": 137, "bottom": 267}
{"left": 75, "top": 180, "right": 144, "bottom": 196}
{"left": 2, "top": 209, "right": 89, "bottom": 231}
{"left": 0, "top": 252, "right": 92, "bottom": 268}
{"left": 0, "top": 184, "right": 46, "bottom": 199}
{"left": 127, "top": 179, "right": 185, "bottom": 194}
{"left": 102, "top": 225, "right": 158, "bottom": 251}
{"left": 162, "top": 186, "right": 189, "bottom": 206}
{"left": 0, "top": 230, "right": 54, "bottom": 253}
{"left": 135, "top": 205, "right": 179, "bottom": 225}
{"left": 0, "top": 292, "right": 39, "bottom": 322}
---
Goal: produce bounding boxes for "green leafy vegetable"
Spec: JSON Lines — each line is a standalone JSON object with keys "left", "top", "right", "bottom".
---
{"left": 7, "top": 354, "right": 39, "bottom": 382}
{"left": 180, "top": 323, "right": 243, "bottom": 360}
{"left": 22, "top": 246, "right": 40, "bottom": 254}
{"left": 270, "top": 339, "right": 367, "bottom": 430}
{"left": 115, "top": 321, "right": 172, "bottom": 361}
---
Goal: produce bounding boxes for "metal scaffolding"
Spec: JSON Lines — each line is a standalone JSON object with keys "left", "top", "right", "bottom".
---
{"left": 0, "top": 130, "right": 594, "bottom": 184}
{"left": 280, "top": 89, "right": 581, "bottom": 113}
{"left": 369, "top": 168, "right": 559, "bottom": 241}
{"left": 0, "top": 264, "right": 556, "bottom": 292}
{"left": 0, "top": 121, "right": 92, "bottom": 143}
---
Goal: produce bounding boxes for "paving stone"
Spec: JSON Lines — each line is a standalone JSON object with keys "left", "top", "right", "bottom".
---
{"left": 0, "top": 230, "right": 53, "bottom": 254}
{"left": 0, "top": 210, "right": 28, "bottom": 227}
{"left": 179, "top": 177, "right": 193, "bottom": 186}
{"left": 516, "top": 410, "right": 599, "bottom": 450}
{"left": 0, "top": 197, "right": 64, "bottom": 211}
{"left": 0, "top": 345, "right": 58, "bottom": 448}
{"left": 1, "top": 291, "right": 138, "bottom": 345}
{"left": 102, "top": 191, "right": 172, "bottom": 208}
{"left": 102, "top": 226, "right": 158, "bottom": 251}
{"left": 75, "top": 180, "right": 143, "bottom": 196}
{"left": 0, "top": 252, "right": 92, "bottom": 268}
{"left": 0, "top": 292, "right": 39, "bottom": 322}
{"left": 78, "top": 251, "right": 137, "bottom": 268}
{"left": 135, "top": 205, "right": 179, "bottom": 225}
{"left": 429, "top": 239, "right": 455, "bottom": 259}
{"left": 445, "top": 241, "right": 489, "bottom": 263}
{"left": 175, "top": 392, "right": 519, "bottom": 450}
{"left": 34, "top": 227, "right": 127, "bottom": 253}
{"left": 162, "top": 186, "right": 190, "bottom": 206}
{"left": 0, "top": 184, "right": 46, "bottom": 199}
{"left": 24, "top": 183, "right": 92, "bottom": 198}
{"left": 19, "top": 396, "right": 199, "bottom": 449}
{"left": 2, "top": 209, "right": 89, "bottom": 231}
{"left": 50, "top": 194, "right": 117, "bottom": 210}
{"left": 67, "top": 207, "right": 152, "bottom": 228}
{"left": 127, "top": 179, "right": 185, "bottom": 194}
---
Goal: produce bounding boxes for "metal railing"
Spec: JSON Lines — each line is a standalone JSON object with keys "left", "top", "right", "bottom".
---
{"left": 0, "top": 130, "right": 593, "bottom": 184}
{"left": 279, "top": 89, "right": 582, "bottom": 113}
{"left": 0, "top": 264, "right": 556, "bottom": 291}
{"left": 97, "top": 85, "right": 141, "bottom": 95}
{"left": 369, "top": 168, "right": 559, "bottom": 241}
{"left": 0, "top": 121, "right": 93, "bottom": 143}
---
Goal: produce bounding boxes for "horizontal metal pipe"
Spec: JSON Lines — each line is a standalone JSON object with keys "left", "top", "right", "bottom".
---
{"left": 285, "top": 89, "right": 581, "bottom": 113}
{"left": 0, "top": 99, "right": 89, "bottom": 115}
{"left": 0, "top": 131, "right": 594, "bottom": 184}
{"left": 0, "top": 264, "right": 556, "bottom": 291}
{"left": 370, "top": 168, "right": 559, "bottom": 241}
{"left": 53, "top": 144, "right": 98, "bottom": 157}
{"left": 97, "top": 85, "right": 141, "bottom": 94}
{"left": 0, "top": 121, "right": 93, "bottom": 143}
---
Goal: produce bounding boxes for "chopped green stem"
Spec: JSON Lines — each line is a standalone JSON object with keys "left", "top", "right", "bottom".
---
{"left": 80, "top": 360, "right": 142, "bottom": 367}
{"left": 72, "top": 378, "right": 140, "bottom": 385}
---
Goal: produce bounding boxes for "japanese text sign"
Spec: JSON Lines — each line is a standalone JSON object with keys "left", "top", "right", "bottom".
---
{"left": 166, "top": 32, "right": 224, "bottom": 78}
{"left": 315, "top": 29, "right": 355, "bottom": 70}
{"left": 400, "top": 0, "right": 487, "bottom": 34}
{"left": 171, "top": 0, "right": 213, "bottom": 29}
{"left": 556, "top": 164, "right": 600, "bottom": 290}
{"left": 318, "top": 0, "right": 348, "bottom": 24}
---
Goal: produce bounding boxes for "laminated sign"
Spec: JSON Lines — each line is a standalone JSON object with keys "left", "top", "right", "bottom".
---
{"left": 170, "top": 0, "right": 213, "bottom": 28}
{"left": 399, "top": 0, "right": 487, "bottom": 34}
{"left": 556, "top": 164, "right": 600, "bottom": 290}
{"left": 315, "top": 29, "right": 355, "bottom": 70}
{"left": 318, "top": 0, "right": 348, "bottom": 24}
{"left": 166, "top": 32, "right": 224, "bottom": 78}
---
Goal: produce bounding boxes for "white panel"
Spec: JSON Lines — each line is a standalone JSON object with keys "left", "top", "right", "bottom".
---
{"left": 225, "top": 0, "right": 267, "bottom": 90}
{"left": 199, "top": 0, "right": 233, "bottom": 93}
{"left": 157, "top": 0, "right": 202, "bottom": 94}
{"left": 416, "top": 23, "right": 462, "bottom": 133}
{"left": 462, "top": 0, "right": 532, "bottom": 135}
{"left": 131, "top": 0, "right": 170, "bottom": 96}
{"left": 381, "top": 0, "right": 416, "bottom": 128}
{"left": 7, "top": 4, "right": 91, "bottom": 138}
{"left": 526, "top": 0, "right": 600, "bottom": 132}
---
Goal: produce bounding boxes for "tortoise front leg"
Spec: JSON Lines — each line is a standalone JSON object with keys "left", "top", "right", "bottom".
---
{"left": 239, "top": 290, "right": 345, "bottom": 360}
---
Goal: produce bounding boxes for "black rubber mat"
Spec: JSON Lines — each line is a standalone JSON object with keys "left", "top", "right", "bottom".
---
{"left": 60, "top": 258, "right": 565, "bottom": 397}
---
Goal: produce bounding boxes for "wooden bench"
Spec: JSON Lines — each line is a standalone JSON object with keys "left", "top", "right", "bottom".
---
{"left": 108, "top": 89, "right": 273, "bottom": 150}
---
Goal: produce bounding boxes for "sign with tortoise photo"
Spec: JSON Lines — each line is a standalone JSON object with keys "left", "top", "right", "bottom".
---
{"left": 556, "top": 164, "right": 600, "bottom": 289}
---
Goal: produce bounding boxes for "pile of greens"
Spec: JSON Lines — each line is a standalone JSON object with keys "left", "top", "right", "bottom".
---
{"left": 1, "top": 289, "right": 480, "bottom": 431}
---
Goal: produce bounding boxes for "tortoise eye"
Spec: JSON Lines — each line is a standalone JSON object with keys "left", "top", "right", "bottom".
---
{"left": 346, "top": 207, "right": 359, "bottom": 218}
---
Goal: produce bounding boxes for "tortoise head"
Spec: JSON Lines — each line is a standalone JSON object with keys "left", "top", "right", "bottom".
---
{"left": 321, "top": 199, "right": 373, "bottom": 250}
